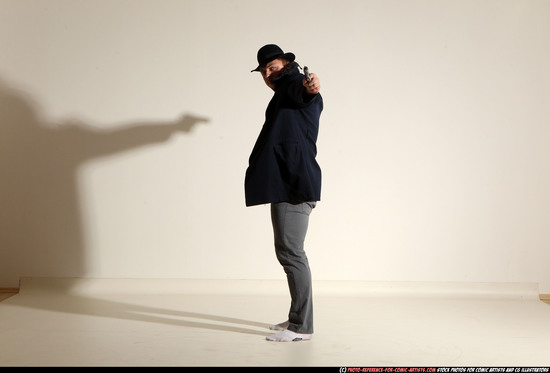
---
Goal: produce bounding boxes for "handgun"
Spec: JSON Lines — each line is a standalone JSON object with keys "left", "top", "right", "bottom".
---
{"left": 304, "top": 66, "right": 311, "bottom": 82}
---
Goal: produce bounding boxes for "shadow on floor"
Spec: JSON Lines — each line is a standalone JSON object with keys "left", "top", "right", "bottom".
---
{"left": 1, "top": 289, "right": 271, "bottom": 337}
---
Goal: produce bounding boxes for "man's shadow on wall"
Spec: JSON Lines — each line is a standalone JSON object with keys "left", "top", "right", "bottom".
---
{"left": 0, "top": 76, "right": 208, "bottom": 284}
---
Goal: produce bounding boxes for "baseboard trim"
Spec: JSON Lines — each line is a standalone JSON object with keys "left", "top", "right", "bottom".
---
{"left": 0, "top": 288, "right": 19, "bottom": 294}
{"left": 4, "top": 280, "right": 550, "bottom": 301}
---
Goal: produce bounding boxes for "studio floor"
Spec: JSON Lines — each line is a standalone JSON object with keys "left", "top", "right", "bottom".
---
{"left": 0, "top": 278, "right": 549, "bottom": 367}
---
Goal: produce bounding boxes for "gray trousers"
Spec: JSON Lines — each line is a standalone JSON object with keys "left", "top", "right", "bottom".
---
{"left": 271, "top": 201, "right": 316, "bottom": 334}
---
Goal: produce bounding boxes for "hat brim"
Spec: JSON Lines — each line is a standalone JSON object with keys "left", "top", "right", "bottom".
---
{"left": 251, "top": 52, "right": 296, "bottom": 72}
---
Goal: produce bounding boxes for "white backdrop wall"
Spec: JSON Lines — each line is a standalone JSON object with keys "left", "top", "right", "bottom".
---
{"left": 1, "top": 0, "right": 549, "bottom": 292}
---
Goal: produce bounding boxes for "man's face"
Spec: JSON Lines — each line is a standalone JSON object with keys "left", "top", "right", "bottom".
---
{"left": 260, "top": 58, "right": 287, "bottom": 90}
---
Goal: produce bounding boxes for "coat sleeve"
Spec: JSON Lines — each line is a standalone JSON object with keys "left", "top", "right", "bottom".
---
{"left": 285, "top": 75, "right": 320, "bottom": 108}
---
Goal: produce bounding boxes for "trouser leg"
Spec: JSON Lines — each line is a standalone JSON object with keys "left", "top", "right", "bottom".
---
{"left": 270, "top": 201, "right": 316, "bottom": 334}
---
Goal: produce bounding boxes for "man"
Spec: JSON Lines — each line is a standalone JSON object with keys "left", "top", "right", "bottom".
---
{"left": 245, "top": 44, "right": 323, "bottom": 342}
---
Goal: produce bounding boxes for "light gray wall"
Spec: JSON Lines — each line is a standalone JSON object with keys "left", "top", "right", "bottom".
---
{"left": 1, "top": 0, "right": 549, "bottom": 292}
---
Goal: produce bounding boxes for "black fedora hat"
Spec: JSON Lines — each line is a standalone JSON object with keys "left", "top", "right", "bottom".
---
{"left": 251, "top": 44, "right": 295, "bottom": 72}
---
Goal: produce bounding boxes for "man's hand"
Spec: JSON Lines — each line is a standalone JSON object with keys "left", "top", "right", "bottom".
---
{"left": 303, "top": 73, "right": 321, "bottom": 95}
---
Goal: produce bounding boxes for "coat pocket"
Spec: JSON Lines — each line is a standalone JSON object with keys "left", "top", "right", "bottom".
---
{"left": 274, "top": 142, "right": 303, "bottom": 187}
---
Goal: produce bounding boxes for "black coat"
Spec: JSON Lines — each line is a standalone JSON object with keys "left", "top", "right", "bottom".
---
{"left": 245, "top": 64, "right": 323, "bottom": 206}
